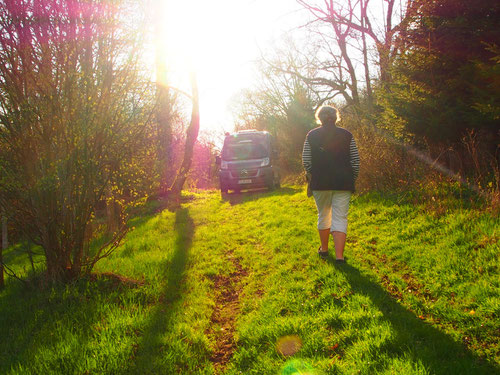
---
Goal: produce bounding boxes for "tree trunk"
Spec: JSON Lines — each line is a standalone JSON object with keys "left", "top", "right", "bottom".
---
{"left": 154, "top": 0, "right": 173, "bottom": 193}
{"left": 157, "top": 86, "right": 173, "bottom": 193}
{"left": 42, "top": 226, "right": 73, "bottom": 283}
{"left": 106, "top": 188, "right": 121, "bottom": 234}
{"left": 1, "top": 211, "right": 7, "bottom": 250}
{"left": 360, "top": 0, "right": 373, "bottom": 107}
{"left": 0, "top": 210, "right": 6, "bottom": 288}
{"left": 335, "top": 29, "right": 359, "bottom": 106}
{"left": 169, "top": 74, "right": 200, "bottom": 197}
{"left": 382, "top": 45, "right": 393, "bottom": 84}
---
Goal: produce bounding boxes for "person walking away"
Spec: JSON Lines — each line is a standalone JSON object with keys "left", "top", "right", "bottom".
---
{"left": 302, "top": 105, "right": 360, "bottom": 262}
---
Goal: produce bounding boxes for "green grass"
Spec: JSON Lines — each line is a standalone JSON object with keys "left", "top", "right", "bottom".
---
{"left": 0, "top": 186, "right": 498, "bottom": 374}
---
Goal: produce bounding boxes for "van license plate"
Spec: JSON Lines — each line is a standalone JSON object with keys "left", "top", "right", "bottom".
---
{"left": 238, "top": 179, "right": 252, "bottom": 184}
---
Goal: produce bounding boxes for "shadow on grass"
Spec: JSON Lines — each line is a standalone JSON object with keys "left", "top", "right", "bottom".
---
{"left": 0, "top": 274, "right": 137, "bottom": 374}
{"left": 128, "top": 207, "right": 194, "bottom": 374}
{"left": 2, "top": 241, "right": 44, "bottom": 270}
{"left": 0, "top": 211, "right": 168, "bottom": 373}
{"left": 333, "top": 262, "right": 499, "bottom": 374}
{"left": 0, "top": 207, "right": 194, "bottom": 374}
{"left": 221, "top": 186, "right": 302, "bottom": 206}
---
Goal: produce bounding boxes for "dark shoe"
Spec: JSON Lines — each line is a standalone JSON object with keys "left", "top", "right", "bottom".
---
{"left": 318, "top": 247, "right": 329, "bottom": 260}
{"left": 335, "top": 258, "right": 346, "bottom": 264}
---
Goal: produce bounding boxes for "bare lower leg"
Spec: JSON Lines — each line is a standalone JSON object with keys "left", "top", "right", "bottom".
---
{"left": 318, "top": 229, "right": 330, "bottom": 252}
{"left": 331, "top": 231, "right": 346, "bottom": 259}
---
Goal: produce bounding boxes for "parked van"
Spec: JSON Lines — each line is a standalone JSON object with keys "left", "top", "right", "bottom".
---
{"left": 217, "top": 130, "right": 280, "bottom": 193}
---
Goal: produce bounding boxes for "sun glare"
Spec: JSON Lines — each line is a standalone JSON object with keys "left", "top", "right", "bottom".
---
{"left": 153, "top": 0, "right": 301, "bottom": 136}
{"left": 156, "top": 0, "right": 255, "bottom": 134}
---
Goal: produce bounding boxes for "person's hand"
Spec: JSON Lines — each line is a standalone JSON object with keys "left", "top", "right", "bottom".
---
{"left": 306, "top": 173, "right": 313, "bottom": 197}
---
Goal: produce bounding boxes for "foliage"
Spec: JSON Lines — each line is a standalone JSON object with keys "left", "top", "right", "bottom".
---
{"left": 0, "top": 0, "right": 155, "bottom": 282}
{"left": 0, "top": 188, "right": 498, "bottom": 373}
{"left": 348, "top": 122, "right": 424, "bottom": 192}
{"left": 383, "top": 0, "right": 500, "bottom": 144}
{"left": 186, "top": 135, "right": 220, "bottom": 190}
{"left": 372, "top": 0, "right": 500, "bottom": 204}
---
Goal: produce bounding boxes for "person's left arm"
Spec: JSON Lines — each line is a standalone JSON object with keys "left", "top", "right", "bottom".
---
{"left": 349, "top": 137, "right": 360, "bottom": 179}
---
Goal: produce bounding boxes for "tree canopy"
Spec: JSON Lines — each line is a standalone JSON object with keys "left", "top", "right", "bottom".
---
{"left": 386, "top": 0, "right": 500, "bottom": 144}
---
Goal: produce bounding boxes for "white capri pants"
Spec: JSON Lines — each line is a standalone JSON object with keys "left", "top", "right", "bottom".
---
{"left": 312, "top": 190, "right": 351, "bottom": 234}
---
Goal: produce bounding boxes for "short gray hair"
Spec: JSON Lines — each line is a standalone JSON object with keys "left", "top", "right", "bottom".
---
{"left": 315, "top": 105, "right": 340, "bottom": 125}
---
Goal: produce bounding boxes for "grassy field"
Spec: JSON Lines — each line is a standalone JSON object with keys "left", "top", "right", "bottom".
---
{"left": 0, "top": 186, "right": 498, "bottom": 374}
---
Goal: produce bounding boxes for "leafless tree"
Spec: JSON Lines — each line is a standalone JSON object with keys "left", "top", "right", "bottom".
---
{"left": 168, "top": 74, "right": 200, "bottom": 198}
{"left": 263, "top": 1, "right": 421, "bottom": 115}
{"left": 263, "top": 36, "right": 358, "bottom": 107}
{"left": 296, "top": 0, "right": 422, "bottom": 85}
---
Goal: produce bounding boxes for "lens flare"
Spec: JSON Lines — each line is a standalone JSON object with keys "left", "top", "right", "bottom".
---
{"left": 277, "top": 335, "right": 302, "bottom": 356}
{"left": 280, "top": 358, "right": 318, "bottom": 375}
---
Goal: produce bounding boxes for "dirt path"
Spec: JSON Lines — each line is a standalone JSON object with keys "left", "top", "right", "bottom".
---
{"left": 207, "top": 250, "right": 248, "bottom": 373}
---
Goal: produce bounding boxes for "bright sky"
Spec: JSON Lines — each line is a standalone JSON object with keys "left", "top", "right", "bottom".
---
{"left": 158, "top": 0, "right": 304, "bottom": 135}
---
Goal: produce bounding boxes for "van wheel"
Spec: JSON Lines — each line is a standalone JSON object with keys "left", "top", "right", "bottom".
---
{"left": 220, "top": 184, "right": 228, "bottom": 194}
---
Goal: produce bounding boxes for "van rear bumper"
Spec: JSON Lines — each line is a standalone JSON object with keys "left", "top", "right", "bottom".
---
{"left": 219, "top": 166, "right": 275, "bottom": 190}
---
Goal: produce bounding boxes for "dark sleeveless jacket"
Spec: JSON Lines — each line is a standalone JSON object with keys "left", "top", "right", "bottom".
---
{"left": 306, "top": 125, "right": 355, "bottom": 192}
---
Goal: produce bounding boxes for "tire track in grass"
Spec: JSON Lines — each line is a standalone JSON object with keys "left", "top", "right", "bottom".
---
{"left": 207, "top": 249, "right": 248, "bottom": 373}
